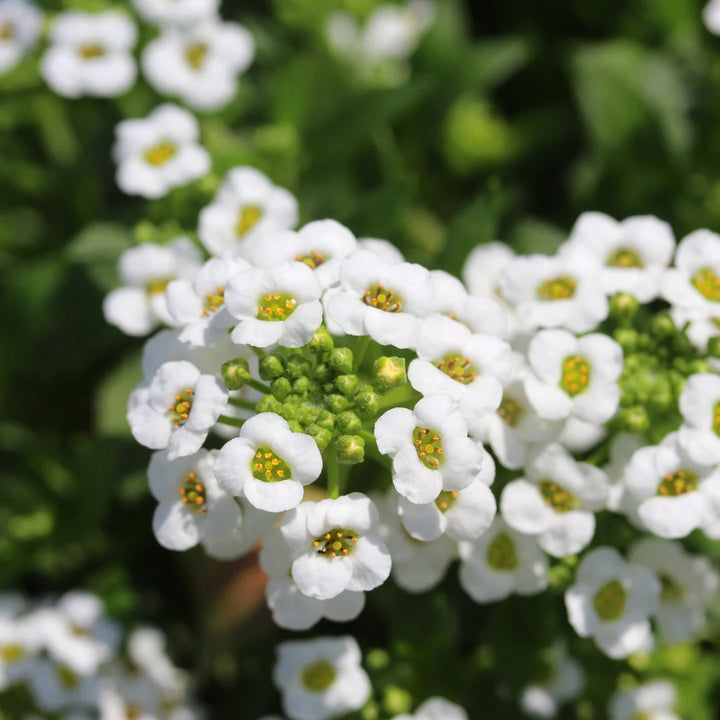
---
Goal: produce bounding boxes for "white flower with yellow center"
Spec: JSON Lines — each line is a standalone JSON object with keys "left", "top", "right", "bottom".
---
{"left": 458, "top": 518, "right": 549, "bottom": 603}
{"left": 622, "top": 431, "right": 720, "bottom": 539}
{"left": 165, "top": 255, "right": 250, "bottom": 346}
{"left": 273, "top": 636, "right": 371, "bottom": 720}
{"left": 323, "top": 250, "right": 434, "bottom": 349}
{"left": 499, "top": 245, "right": 608, "bottom": 333}
{"left": 462, "top": 241, "right": 516, "bottom": 297}
{"left": 198, "top": 167, "right": 299, "bottom": 256}
{"left": 126, "top": 627, "right": 188, "bottom": 702}
{"left": 669, "top": 302, "right": 720, "bottom": 352}
{"left": 677, "top": 372, "right": 720, "bottom": 465}
{"left": 242, "top": 220, "right": 358, "bottom": 289}
{"left": 523, "top": 328, "right": 623, "bottom": 424}
{"left": 260, "top": 526, "right": 365, "bottom": 631}
{"left": 500, "top": 443, "right": 608, "bottom": 557}
{"left": 564, "top": 547, "right": 659, "bottom": 659}
{"left": 0, "top": 0, "right": 41, "bottom": 75}
{"left": 103, "top": 237, "right": 203, "bottom": 337}
{"left": 142, "top": 20, "right": 254, "bottom": 111}
{"left": 392, "top": 697, "right": 468, "bottom": 720}
{"left": 214, "top": 413, "right": 322, "bottom": 513}
{"left": 565, "top": 212, "right": 675, "bottom": 301}
{"left": 127, "top": 359, "right": 228, "bottom": 460}
{"left": 629, "top": 538, "right": 719, "bottom": 643}
{"left": 280, "top": 493, "right": 391, "bottom": 601}
{"left": 374, "top": 393, "right": 486, "bottom": 504}
{"left": 225, "top": 262, "right": 323, "bottom": 348}
{"left": 28, "top": 658, "right": 98, "bottom": 712}
{"left": 520, "top": 644, "right": 583, "bottom": 719}
{"left": 41, "top": 11, "right": 137, "bottom": 98}
{"left": 131, "top": 0, "right": 219, "bottom": 26}
{"left": 407, "top": 315, "right": 513, "bottom": 422}
{"left": 113, "top": 103, "right": 211, "bottom": 199}
{"left": 609, "top": 681, "right": 680, "bottom": 720}
{"left": 0, "top": 617, "right": 40, "bottom": 691}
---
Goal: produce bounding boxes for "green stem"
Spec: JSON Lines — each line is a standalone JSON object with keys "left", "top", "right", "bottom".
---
{"left": 228, "top": 396, "right": 257, "bottom": 411}
{"left": 326, "top": 444, "right": 341, "bottom": 499}
{"left": 353, "top": 335, "right": 371, "bottom": 373}
{"left": 360, "top": 430, "right": 392, "bottom": 469}
{"left": 217, "top": 414, "right": 245, "bottom": 428}
{"left": 246, "top": 377, "right": 271, "bottom": 395}
{"left": 250, "top": 346, "right": 265, "bottom": 358}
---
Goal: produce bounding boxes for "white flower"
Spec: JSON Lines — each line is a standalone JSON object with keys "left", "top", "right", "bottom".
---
{"left": 622, "top": 431, "right": 720, "bottom": 539}
{"left": 629, "top": 538, "right": 719, "bottom": 643}
{"left": 669, "top": 303, "right": 720, "bottom": 352}
{"left": 565, "top": 212, "right": 675, "bottom": 302}
{"left": 274, "top": 636, "right": 371, "bottom": 720}
{"left": 677, "top": 372, "right": 720, "bottom": 465}
{"left": 458, "top": 518, "right": 549, "bottom": 603}
{"left": 142, "top": 20, "right": 254, "bottom": 111}
{"left": 519, "top": 645, "right": 583, "bottom": 719}
{"left": 103, "top": 237, "right": 203, "bottom": 337}
{"left": 214, "top": 413, "right": 322, "bottom": 513}
{"left": 127, "top": 627, "right": 188, "bottom": 700}
{"left": 225, "top": 262, "right": 323, "bottom": 348}
{"left": 280, "top": 493, "right": 391, "bottom": 601}
{"left": 564, "top": 547, "right": 659, "bottom": 659}
{"left": 0, "top": 0, "right": 41, "bottom": 75}
{"left": 198, "top": 167, "right": 299, "bottom": 256}
{"left": 523, "top": 329, "right": 623, "bottom": 424}
{"left": 357, "top": 237, "right": 404, "bottom": 264}
{"left": 98, "top": 667, "right": 166, "bottom": 720}
{"left": 374, "top": 393, "right": 486, "bottom": 504}
{"left": 557, "top": 416, "right": 606, "bottom": 454}
{"left": 501, "top": 444, "right": 608, "bottom": 557}
{"left": 392, "top": 696, "right": 468, "bottom": 720}
{"left": 131, "top": 0, "right": 219, "bottom": 26}
{"left": 242, "top": 220, "right": 358, "bottom": 289}
{"left": 323, "top": 250, "right": 434, "bottom": 349}
{"left": 408, "top": 315, "right": 513, "bottom": 422}
{"left": 114, "top": 103, "right": 211, "bottom": 199}
{"left": 260, "top": 528, "right": 365, "bottom": 631}
{"left": 608, "top": 680, "right": 680, "bottom": 720}
{"left": 0, "top": 617, "right": 41, "bottom": 690}
{"left": 663, "top": 229, "right": 720, "bottom": 311}
{"left": 499, "top": 245, "right": 609, "bottom": 333}
{"left": 28, "top": 659, "right": 98, "bottom": 712}
{"left": 127, "top": 359, "right": 228, "bottom": 460}
{"left": 41, "top": 11, "right": 136, "bottom": 98}
{"left": 462, "top": 241, "right": 516, "bottom": 298}
{"left": 165, "top": 255, "right": 250, "bottom": 346}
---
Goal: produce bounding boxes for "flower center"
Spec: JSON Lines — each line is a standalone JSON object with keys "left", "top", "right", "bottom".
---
{"left": 256, "top": 292, "right": 297, "bottom": 321}
{"left": 536, "top": 275, "right": 577, "bottom": 300}
{"left": 146, "top": 277, "right": 173, "bottom": 295}
{"left": 606, "top": 246, "right": 644, "bottom": 268}
{"left": 657, "top": 469, "right": 698, "bottom": 497}
{"left": 692, "top": 267, "right": 720, "bottom": 301}
{"left": 0, "top": 644, "right": 24, "bottom": 663}
{"left": 0, "top": 22, "right": 14, "bottom": 40}
{"left": 295, "top": 251, "right": 326, "bottom": 269}
{"left": 363, "top": 284, "right": 402, "bottom": 312}
{"left": 178, "top": 472, "right": 206, "bottom": 514}
{"left": 236, "top": 204, "right": 262, "bottom": 236}
{"left": 78, "top": 43, "right": 105, "bottom": 60}
{"left": 57, "top": 664, "right": 79, "bottom": 690}
{"left": 497, "top": 395, "right": 525, "bottom": 427}
{"left": 539, "top": 480, "right": 579, "bottom": 513}
{"left": 167, "top": 387, "right": 194, "bottom": 426}
{"left": 301, "top": 660, "right": 336, "bottom": 692}
{"left": 185, "top": 42, "right": 208, "bottom": 70}
{"left": 412, "top": 427, "right": 443, "bottom": 469}
{"left": 126, "top": 707, "right": 142, "bottom": 720}
{"left": 251, "top": 447, "right": 292, "bottom": 482}
{"left": 713, "top": 402, "right": 720, "bottom": 436}
{"left": 486, "top": 532, "right": 519, "bottom": 571}
{"left": 559, "top": 355, "right": 591, "bottom": 396}
{"left": 659, "top": 573, "right": 684, "bottom": 604}
{"left": 203, "top": 286, "right": 225, "bottom": 315}
{"left": 313, "top": 527, "right": 357, "bottom": 558}
{"left": 435, "top": 353, "right": 477, "bottom": 385}
{"left": 435, "top": 490, "right": 458, "bottom": 512}
{"left": 144, "top": 140, "right": 177, "bottom": 166}
{"left": 593, "top": 580, "right": 626, "bottom": 621}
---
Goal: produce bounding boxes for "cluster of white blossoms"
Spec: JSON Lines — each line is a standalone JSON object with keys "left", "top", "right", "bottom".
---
{"left": 0, "top": 591, "right": 200, "bottom": 719}
{"left": 104, "top": 160, "right": 720, "bottom": 718}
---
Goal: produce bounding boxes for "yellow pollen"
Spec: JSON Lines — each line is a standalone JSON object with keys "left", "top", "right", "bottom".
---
{"left": 185, "top": 42, "right": 208, "bottom": 69}
{"left": 78, "top": 43, "right": 105, "bottom": 60}
{"left": 144, "top": 140, "right": 177, "bottom": 166}
{"left": 536, "top": 275, "right": 577, "bottom": 300}
{"left": 236, "top": 205, "right": 262, "bottom": 236}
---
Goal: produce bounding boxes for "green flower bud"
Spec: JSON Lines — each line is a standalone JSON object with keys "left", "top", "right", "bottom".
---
{"left": 309, "top": 326, "right": 334, "bottom": 354}
{"left": 286, "top": 354, "right": 311, "bottom": 379}
{"left": 383, "top": 686, "right": 412, "bottom": 716}
{"left": 355, "top": 385, "right": 380, "bottom": 417}
{"left": 708, "top": 337, "right": 720, "bottom": 358}
{"left": 221, "top": 357, "right": 251, "bottom": 390}
{"left": 336, "top": 410, "right": 362, "bottom": 434}
{"left": 335, "top": 374, "right": 359, "bottom": 397}
{"left": 609, "top": 292, "right": 639, "bottom": 321}
{"left": 374, "top": 356, "right": 407, "bottom": 391}
{"left": 316, "top": 410, "right": 336, "bottom": 431}
{"left": 258, "top": 354, "right": 284, "bottom": 381}
{"left": 256, "top": 394, "right": 284, "bottom": 415}
{"left": 613, "top": 329, "right": 638, "bottom": 353}
{"left": 271, "top": 377, "right": 292, "bottom": 401}
{"left": 648, "top": 378, "right": 674, "bottom": 411}
{"left": 287, "top": 419, "right": 304, "bottom": 433}
{"left": 293, "top": 376, "right": 311, "bottom": 396}
{"left": 326, "top": 394, "right": 350, "bottom": 413}
{"left": 306, "top": 424, "right": 333, "bottom": 452}
{"left": 688, "top": 358, "right": 710, "bottom": 374}
{"left": 336, "top": 434, "right": 365, "bottom": 464}
{"left": 650, "top": 312, "right": 676, "bottom": 338}
{"left": 314, "top": 362, "right": 331, "bottom": 383}
{"left": 619, "top": 405, "right": 650, "bottom": 433}
{"left": 328, "top": 347, "right": 354, "bottom": 376}
{"left": 672, "top": 332, "right": 694, "bottom": 358}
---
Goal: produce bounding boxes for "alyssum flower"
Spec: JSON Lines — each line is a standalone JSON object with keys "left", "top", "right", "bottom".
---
{"left": 0, "top": 0, "right": 41, "bottom": 75}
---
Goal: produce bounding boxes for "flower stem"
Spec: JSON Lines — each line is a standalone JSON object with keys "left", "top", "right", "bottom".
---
{"left": 353, "top": 335, "right": 371, "bottom": 372}
{"left": 326, "top": 444, "right": 341, "bottom": 499}
{"left": 250, "top": 346, "right": 265, "bottom": 358}
{"left": 245, "top": 377, "right": 272, "bottom": 395}
{"left": 228, "top": 396, "right": 257, "bottom": 411}
{"left": 217, "top": 414, "right": 245, "bottom": 429}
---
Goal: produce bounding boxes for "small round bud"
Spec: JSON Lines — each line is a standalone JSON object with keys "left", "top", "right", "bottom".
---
{"left": 286, "top": 354, "right": 311, "bottom": 379}
{"left": 258, "top": 354, "right": 284, "bottom": 381}
{"left": 306, "top": 424, "right": 333, "bottom": 452}
{"left": 309, "top": 326, "right": 334, "bottom": 354}
{"left": 287, "top": 419, "right": 304, "bottom": 433}
{"left": 256, "top": 394, "right": 284, "bottom": 415}
{"left": 672, "top": 332, "right": 694, "bottom": 358}
{"left": 650, "top": 312, "right": 676, "bottom": 338}
{"left": 374, "top": 356, "right": 407, "bottom": 391}
{"left": 271, "top": 377, "right": 292, "bottom": 401}
{"left": 336, "top": 434, "right": 365, "bottom": 464}
{"left": 328, "top": 347, "right": 354, "bottom": 376}
{"left": 326, "top": 394, "right": 350, "bottom": 413}
{"left": 609, "top": 292, "right": 639, "bottom": 321}
{"left": 335, "top": 374, "right": 359, "bottom": 397}
{"left": 221, "top": 357, "right": 251, "bottom": 390}
{"left": 613, "top": 328, "right": 638, "bottom": 353}
{"left": 688, "top": 358, "right": 709, "bottom": 374}
{"left": 648, "top": 378, "right": 673, "bottom": 411}
{"left": 619, "top": 405, "right": 650, "bottom": 433}
{"left": 292, "top": 376, "right": 312, "bottom": 396}
{"left": 316, "top": 410, "right": 336, "bottom": 431}
{"left": 313, "top": 362, "right": 331, "bottom": 383}
{"left": 336, "top": 410, "right": 362, "bottom": 434}
{"left": 355, "top": 386, "right": 380, "bottom": 417}
{"left": 383, "top": 686, "right": 412, "bottom": 716}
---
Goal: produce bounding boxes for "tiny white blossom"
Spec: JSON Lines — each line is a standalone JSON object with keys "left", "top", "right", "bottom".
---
{"left": 519, "top": 645, "right": 583, "bottom": 719}
{"left": 28, "top": 658, "right": 98, "bottom": 712}
{"left": 0, "top": 0, "right": 41, "bottom": 75}
{"left": 41, "top": 11, "right": 137, "bottom": 98}
{"left": 462, "top": 241, "right": 516, "bottom": 298}
{"left": 131, "top": 0, "right": 219, "bottom": 25}
{"left": 392, "top": 696, "right": 468, "bottom": 720}
{"left": 608, "top": 680, "right": 680, "bottom": 720}
{"left": 0, "top": 616, "right": 41, "bottom": 690}
{"left": 677, "top": 372, "right": 720, "bottom": 465}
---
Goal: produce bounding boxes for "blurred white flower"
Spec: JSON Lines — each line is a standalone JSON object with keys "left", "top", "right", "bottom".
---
{"left": 0, "top": 0, "right": 41, "bottom": 75}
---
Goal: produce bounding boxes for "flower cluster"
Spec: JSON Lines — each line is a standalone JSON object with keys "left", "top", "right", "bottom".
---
{"left": 0, "top": 590, "right": 199, "bottom": 719}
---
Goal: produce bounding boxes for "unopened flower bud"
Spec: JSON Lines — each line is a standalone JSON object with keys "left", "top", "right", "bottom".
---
{"left": 293, "top": 376, "right": 312, "bottom": 396}
{"left": 337, "top": 434, "right": 365, "bottom": 464}
{"left": 619, "top": 405, "right": 650, "bottom": 433}
{"left": 374, "top": 356, "right": 407, "bottom": 391}
{"left": 355, "top": 386, "right": 380, "bottom": 417}
{"left": 337, "top": 410, "right": 362, "bottom": 434}
{"left": 383, "top": 686, "right": 412, "bottom": 716}
{"left": 328, "top": 347, "right": 354, "bottom": 376}
{"left": 314, "top": 362, "right": 331, "bottom": 382}
{"left": 309, "top": 325, "right": 334, "bottom": 354}
{"left": 256, "top": 394, "right": 284, "bottom": 415}
{"left": 613, "top": 329, "right": 638, "bottom": 353}
{"left": 271, "top": 377, "right": 292, "bottom": 401}
{"left": 221, "top": 357, "right": 251, "bottom": 390}
{"left": 306, "top": 424, "right": 333, "bottom": 452}
{"left": 286, "top": 354, "right": 311, "bottom": 379}
{"left": 650, "top": 312, "right": 675, "bottom": 338}
{"left": 287, "top": 419, "right": 304, "bottom": 433}
{"left": 316, "top": 410, "right": 336, "bottom": 431}
{"left": 335, "top": 374, "right": 359, "bottom": 397}
{"left": 326, "top": 394, "right": 350, "bottom": 413}
{"left": 648, "top": 378, "right": 673, "bottom": 411}
{"left": 259, "top": 354, "right": 284, "bottom": 381}
{"left": 609, "top": 292, "right": 639, "bottom": 321}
